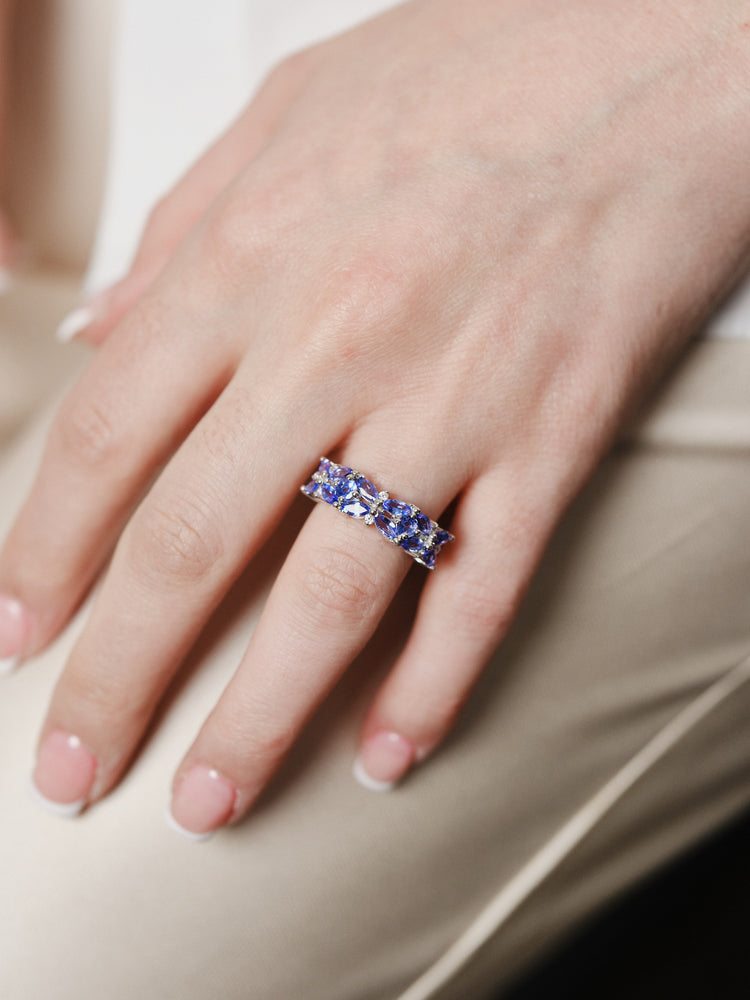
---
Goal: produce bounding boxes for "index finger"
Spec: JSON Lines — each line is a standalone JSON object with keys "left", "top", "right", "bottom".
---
{"left": 0, "top": 292, "right": 240, "bottom": 667}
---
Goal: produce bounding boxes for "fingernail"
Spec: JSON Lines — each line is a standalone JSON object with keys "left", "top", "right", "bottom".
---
{"left": 55, "top": 304, "right": 97, "bottom": 343}
{"left": 54, "top": 286, "right": 111, "bottom": 343}
{"left": 0, "top": 593, "right": 32, "bottom": 674}
{"left": 168, "top": 765, "right": 237, "bottom": 840}
{"left": 31, "top": 730, "right": 97, "bottom": 817}
{"left": 353, "top": 730, "right": 416, "bottom": 792}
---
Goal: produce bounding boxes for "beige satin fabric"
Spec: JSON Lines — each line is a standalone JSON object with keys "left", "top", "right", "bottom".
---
{"left": 1, "top": 301, "right": 750, "bottom": 999}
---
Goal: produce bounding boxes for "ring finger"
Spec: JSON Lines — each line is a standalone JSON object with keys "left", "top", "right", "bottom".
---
{"left": 166, "top": 429, "right": 464, "bottom": 837}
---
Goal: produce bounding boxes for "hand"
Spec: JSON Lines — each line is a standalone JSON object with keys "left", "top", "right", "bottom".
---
{"left": 2, "top": 0, "right": 749, "bottom": 837}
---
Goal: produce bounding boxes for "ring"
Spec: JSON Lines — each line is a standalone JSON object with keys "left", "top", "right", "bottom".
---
{"left": 300, "top": 457, "right": 454, "bottom": 569}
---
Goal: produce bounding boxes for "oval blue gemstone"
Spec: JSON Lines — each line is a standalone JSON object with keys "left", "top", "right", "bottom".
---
{"left": 399, "top": 517, "right": 418, "bottom": 538}
{"left": 319, "top": 483, "right": 337, "bottom": 504}
{"left": 341, "top": 499, "right": 369, "bottom": 518}
{"left": 329, "top": 464, "right": 352, "bottom": 481}
{"left": 383, "top": 498, "right": 412, "bottom": 521}
{"left": 415, "top": 512, "right": 432, "bottom": 535}
{"left": 434, "top": 529, "right": 452, "bottom": 548}
{"left": 355, "top": 477, "right": 379, "bottom": 503}
{"left": 331, "top": 477, "right": 356, "bottom": 501}
{"left": 302, "top": 480, "right": 318, "bottom": 496}
{"left": 375, "top": 513, "right": 401, "bottom": 540}
{"left": 401, "top": 535, "right": 423, "bottom": 554}
{"left": 318, "top": 458, "right": 333, "bottom": 477}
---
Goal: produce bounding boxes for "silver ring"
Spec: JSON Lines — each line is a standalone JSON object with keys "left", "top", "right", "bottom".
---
{"left": 300, "top": 457, "right": 454, "bottom": 570}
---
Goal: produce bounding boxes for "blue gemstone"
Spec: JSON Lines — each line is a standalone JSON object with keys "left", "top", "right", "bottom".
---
{"left": 332, "top": 478, "right": 356, "bottom": 501}
{"left": 434, "top": 529, "right": 452, "bottom": 548}
{"left": 375, "top": 512, "right": 401, "bottom": 540}
{"left": 355, "top": 477, "right": 379, "bottom": 503}
{"left": 415, "top": 512, "right": 432, "bottom": 535}
{"left": 302, "top": 480, "right": 318, "bottom": 496}
{"left": 421, "top": 547, "right": 437, "bottom": 568}
{"left": 399, "top": 516, "right": 417, "bottom": 538}
{"left": 326, "top": 465, "right": 354, "bottom": 500}
{"left": 341, "top": 499, "right": 369, "bottom": 518}
{"left": 401, "top": 535, "right": 424, "bottom": 554}
{"left": 329, "top": 464, "right": 352, "bottom": 481}
{"left": 383, "top": 499, "right": 412, "bottom": 521}
{"left": 319, "top": 483, "right": 337, "bottom": 504}
{"left": 318, "top": 458, "right": 333, "bottom": 477}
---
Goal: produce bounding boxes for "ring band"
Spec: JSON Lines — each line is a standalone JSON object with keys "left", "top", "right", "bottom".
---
{"left": 300, "top": 457, "right": 454, "bottom": 570}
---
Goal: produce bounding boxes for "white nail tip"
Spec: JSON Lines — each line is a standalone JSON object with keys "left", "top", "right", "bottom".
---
{"left": 0, "top": 655, "right": 19, "bottom": 675}
{"left": 352, "top": 755, "right": 396, "bottom": 793}
{"left": 55, "top": 305, "right": 95, "bottom": 343}
{"left": 27, "top": 778, "right": 85, "bottom": 818}
{"left": 164, "top": 804, "right": 214, "bottom": 842}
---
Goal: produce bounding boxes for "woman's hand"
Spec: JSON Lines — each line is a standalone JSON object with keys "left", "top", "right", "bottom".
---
{"left": 2, "top": 0, "right": 749, "bottom": 837}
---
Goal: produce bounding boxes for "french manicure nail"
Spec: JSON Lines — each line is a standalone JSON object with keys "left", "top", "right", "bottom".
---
{"left": 32, "top": 730, "right": 97, "bottom": 817}
{"left": 55, "top": 287, "right": 112, "bottom": 343}
{"left": 0, "top": 594, "right": 32, "bottom": 673}
{"left": 55, "top": 305, "right": 97, "bottom": 343}
{"left": 0, "top": 655, "right": 19, "bottom": 675}
{"left": 353, "top": 730, "right": 416, "bottom": 792}
{"left": 168, "top": 765, "right": 237, "bottom": 840}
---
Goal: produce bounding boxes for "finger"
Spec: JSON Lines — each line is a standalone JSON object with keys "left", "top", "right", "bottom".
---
{"left": 355, "top": 470, "right": 560, "bottom": 789}
{"left": 166, "top": 442, "right": 464, "bottom": 838}
{"left": 0, "top": 287, "right": 243, "bottom": 667}
{"left": 29, "top": 368, "right": 349, "bottom": 814}
{"left": 57, "top": 52, "right": 313, "bottom": 346}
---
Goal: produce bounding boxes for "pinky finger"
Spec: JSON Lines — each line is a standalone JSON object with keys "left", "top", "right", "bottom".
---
{"left": 354, "top": 474, "right": 554, "bottom": 791}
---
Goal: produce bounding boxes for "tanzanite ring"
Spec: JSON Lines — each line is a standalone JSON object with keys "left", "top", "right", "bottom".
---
{"left": 300, "top": 458, "right": 454, "bottom": 570}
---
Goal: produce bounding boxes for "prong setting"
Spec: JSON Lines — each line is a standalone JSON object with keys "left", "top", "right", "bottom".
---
{"left": 300, "top": 458, "right": 454, "bottom": 569}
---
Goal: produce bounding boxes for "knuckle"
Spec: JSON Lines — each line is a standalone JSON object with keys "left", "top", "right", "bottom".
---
{"left": 201, "top": 159, "right": 312, "bottom": 283}
{"left": 295, "top": 546, "right": 381, "bottom": 631}
{"left": 303, "top": 249, "right": 420, "bottom": 386}
{"left": 320, "top": 250, "right": 408, "bottom": 335}
{"left": 129, "top": 491, "right": 224, "bottom": 586}
{"left": 201, "top": 198, "right": 250, "bottom": 274}
{"left": 263, "top": 47, "right": 315, "bottom": 90}
{"left": 52, "top": 393, "right": 122, "bottom": 469}
{"left": 200, "top": 193, "right": 279, "bottom": 290}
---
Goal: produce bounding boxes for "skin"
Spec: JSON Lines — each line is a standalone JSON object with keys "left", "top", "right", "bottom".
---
{"left": 2, "top": 0, "right": 750, "bottom": 834}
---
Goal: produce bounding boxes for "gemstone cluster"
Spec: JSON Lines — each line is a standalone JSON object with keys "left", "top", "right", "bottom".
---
{"left": 301, "top": 457, "right": 454, "bottom": 570}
